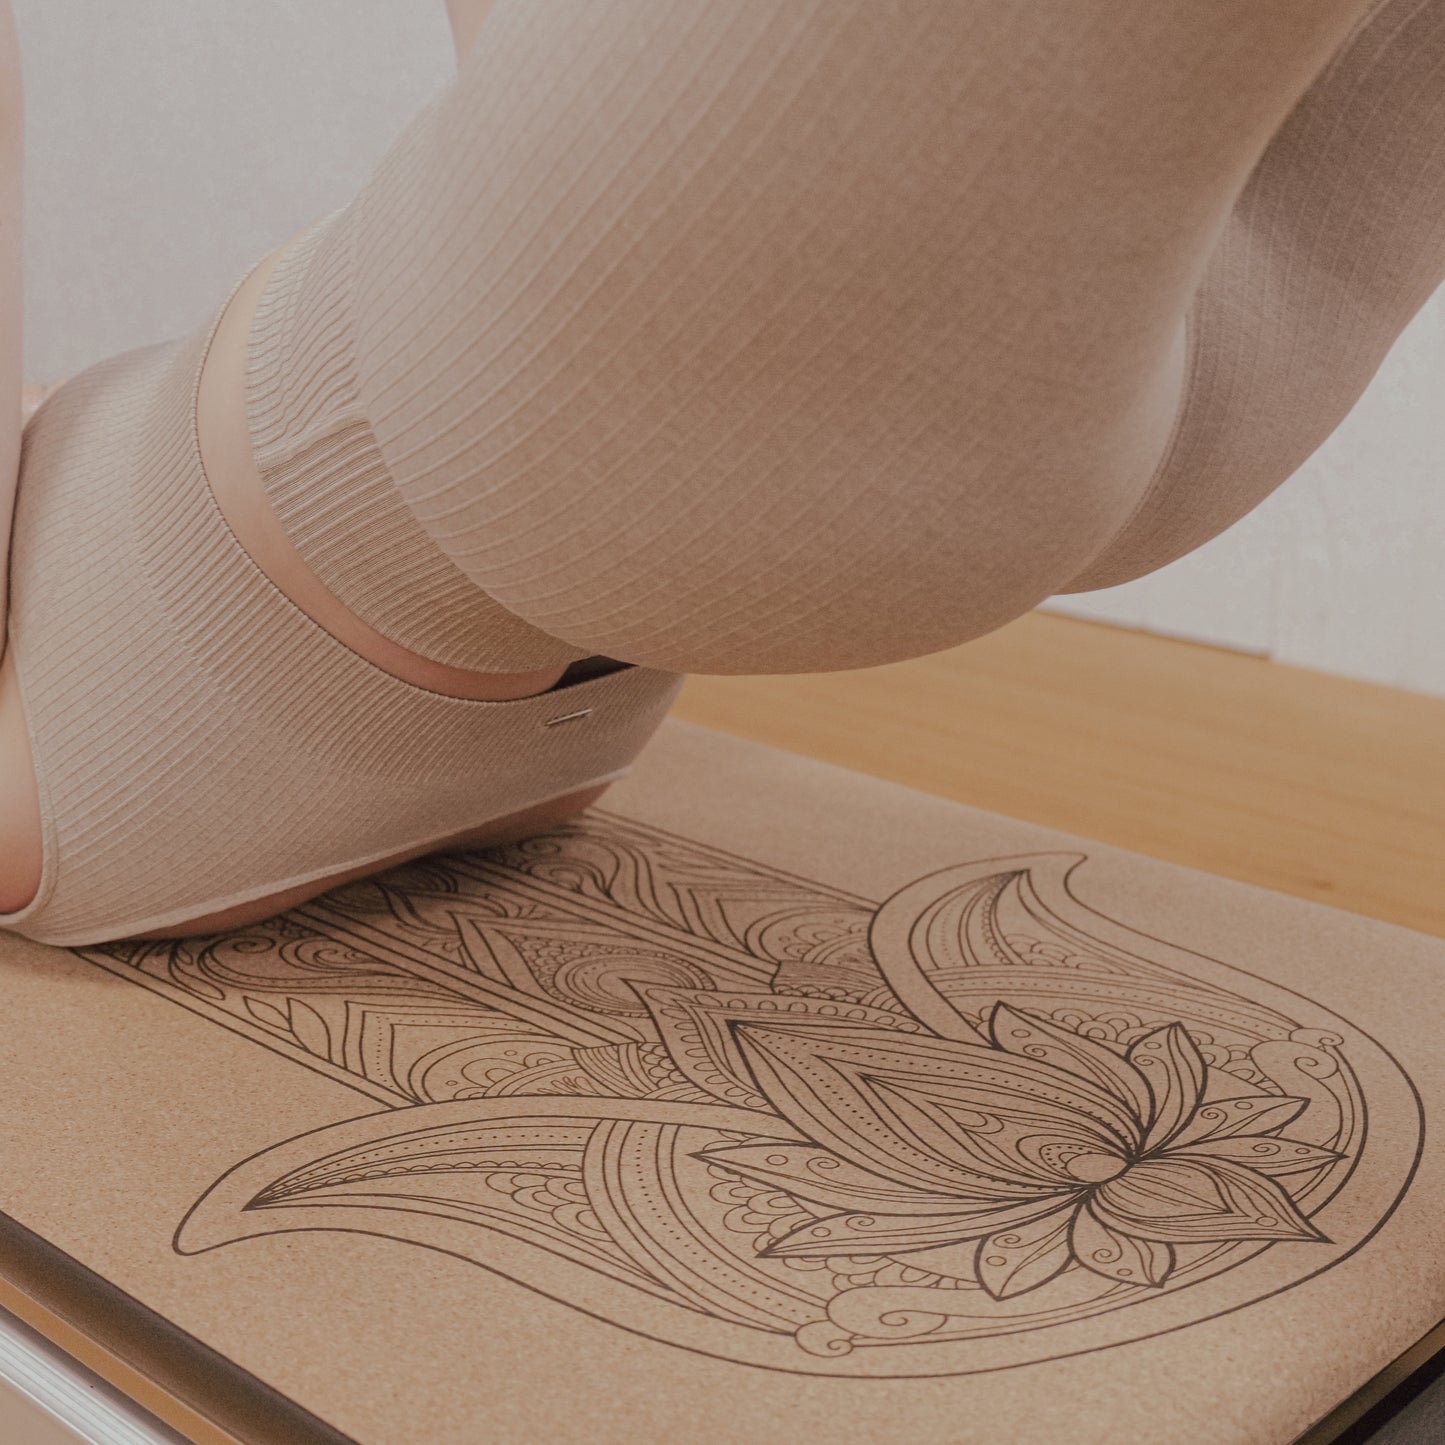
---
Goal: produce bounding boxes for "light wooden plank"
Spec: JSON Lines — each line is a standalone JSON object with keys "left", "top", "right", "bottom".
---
{"left": 0, "top": 1305, "right": 182, "bottom": 1444}
{"left": 673, "top": 610, "right": 1445, "bottom": 938}
{"left": 0, "top": 1282, "right": 239, "bottom": 1445}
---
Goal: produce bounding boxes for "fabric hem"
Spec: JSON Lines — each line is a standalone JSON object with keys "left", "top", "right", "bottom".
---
{"left": 11, "top": 767, "right": 637, "bottom": 949}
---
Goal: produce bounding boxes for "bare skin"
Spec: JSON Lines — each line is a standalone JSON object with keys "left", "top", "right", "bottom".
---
{"left": 0, "top": 1, "right": 23, "bottom": 649}
{"left": 0, "top": 1, "right": 609, "bottom": 936}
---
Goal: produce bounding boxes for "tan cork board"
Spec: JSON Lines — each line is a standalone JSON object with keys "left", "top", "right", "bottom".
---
{"left": 0, "top": 719, "right": 1440, "bottom": 1444}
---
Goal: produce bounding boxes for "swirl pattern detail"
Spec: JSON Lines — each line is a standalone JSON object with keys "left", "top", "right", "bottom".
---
{"left": 78, "top": 816, "right": 1420, "bottom": 1375}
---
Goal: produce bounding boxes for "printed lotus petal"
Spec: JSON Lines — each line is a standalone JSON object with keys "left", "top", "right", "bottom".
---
{"left": 1071, "top": 1202, "right": 1174, "bottom": 1287}
{"left": 1127, "top": 1025, "right": 1206, "bottom": 1151}
{"left": 93, "top": 829, "right": 1413, "bottom": 1378}
{"left": 733, "top": 1022, "right": 1138, "bottom": 1198}
{"left": 1093, "top": 1156, "right": 1326, "bottom": 1245}
{"left": 1171, "top": 1136, "right": 1341, "bottom": 1177}
{"left": 1167, "top": 1093, "right": 1310, "bottom": 1149}
{"left": 763, "top": 1195, "right": 1078, "bottom": 1260}
{"left": 988, "top": 1004, "right": 1152, "bottom": 1129}
{"left": 695, "top": 1141, "right": 977, "bottom": 1215}
{"left": 635, "top": 987, "right": 920, "bottom": 1110}
{"left": 974, "top": 1203, "right": 1080, "bottom": 1300}
{"left": 871, "top": 1079, "right": 1129, "bottom": 1195}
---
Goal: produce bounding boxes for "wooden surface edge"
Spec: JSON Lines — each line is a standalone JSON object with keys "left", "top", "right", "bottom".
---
{"left": 1295, "top": 1322, "right": 1445, "bottom": 1445}
{"left": 675, "top": 611, "right": 1445, "bottom": 938}
{"left": 0, "top": 1211, "right": 354, "bottom": 1445}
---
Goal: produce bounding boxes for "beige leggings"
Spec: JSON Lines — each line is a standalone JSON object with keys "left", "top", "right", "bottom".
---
{"left": 10, "top": 0, "right": 1445, "bottom": 946}
{"left": 244, "top": 0, "right": 1445, "bottom": 677}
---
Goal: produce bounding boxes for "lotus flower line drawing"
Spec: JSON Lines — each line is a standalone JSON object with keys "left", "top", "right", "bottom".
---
{"left": 81, "top": 822, "right": 1417, "bottom": 1375}
{"left": 701, "top": 1003, "right": 1339, "bottom": 1299}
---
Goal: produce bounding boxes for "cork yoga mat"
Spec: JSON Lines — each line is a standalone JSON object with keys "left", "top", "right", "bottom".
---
{"left": 0, "top": 719, "right": 1440, "bottom": 1445}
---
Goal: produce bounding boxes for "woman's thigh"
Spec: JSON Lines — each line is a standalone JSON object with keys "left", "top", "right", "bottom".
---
{"left": 1070, "top": 0, "right": 1445, "bottom": 590}
{"left": 323, "top": 0, "right": 1380, "bottom": 674}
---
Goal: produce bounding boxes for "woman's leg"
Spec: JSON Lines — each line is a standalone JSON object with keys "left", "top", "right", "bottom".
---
{"left": 243, "top": 0, "right": 1375, "bottom": 678}
{"left": 0, "top": 2, "right": 33, "bottom": 915}
{"left": 0, "top": 0, "right": 23, "bottom": 653}
{"left": 1068, "top": 0, "right": 1445, "bottom": 590}
{"left": 0, "top": 0, "right": 1399, "bottom": 928}
{"left": 198, "top": 224, "right": 572, "bottom": 701}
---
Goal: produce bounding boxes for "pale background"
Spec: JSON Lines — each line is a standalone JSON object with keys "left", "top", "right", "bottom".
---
{"left": 13, "top": 0, "right": 1445, "bottom": 698}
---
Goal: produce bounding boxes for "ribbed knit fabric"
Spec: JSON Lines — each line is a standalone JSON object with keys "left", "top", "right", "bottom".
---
{"left": 11, "top": 0, "right": 1445, "bottom": 943}
{"left": 1070, "top": 0, "right": 1445, "bottom": 589}
{"left": 244, "top": 0, "right": 1391, "bottom": 676}
{"left": 247, "top": 208, "right": 581, "bottom": 671}
{"left": 0, "top": 280, "right": 681, "bottom": 947}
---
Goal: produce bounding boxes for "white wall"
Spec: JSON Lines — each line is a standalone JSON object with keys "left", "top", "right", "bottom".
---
{"left": 14, "top": 0, "right": 455, "bottom": 376}
{"left": 1048, "top": 292, "right": 1445, "bottom": 699}
{"left": 15, "top": 1, "right": 1445, "bottom": 699}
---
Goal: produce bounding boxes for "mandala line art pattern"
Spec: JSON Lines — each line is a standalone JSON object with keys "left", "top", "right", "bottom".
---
{"left": 76, "top": 813, "right": 1421, "bottom": 1377}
